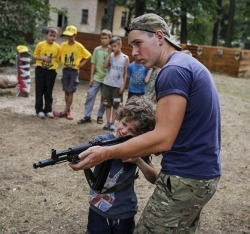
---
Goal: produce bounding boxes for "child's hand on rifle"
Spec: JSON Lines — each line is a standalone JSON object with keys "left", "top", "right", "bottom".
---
{"left": 122, "top": 157, "right": 139, "bottom": 164}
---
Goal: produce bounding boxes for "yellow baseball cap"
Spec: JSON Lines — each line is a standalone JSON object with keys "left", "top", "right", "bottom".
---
{"left": 16, "top": 45, "right": 29, "bottom": 53}
{"left": 63, "top": 25, "right": 77, "bottom": 36}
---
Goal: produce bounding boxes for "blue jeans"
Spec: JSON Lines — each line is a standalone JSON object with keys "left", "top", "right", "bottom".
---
{"left": 86, "top": 208, "right": 135, "bottom": 234}
{"left": 84, "top": 80, "right": 105, "bottom": 118}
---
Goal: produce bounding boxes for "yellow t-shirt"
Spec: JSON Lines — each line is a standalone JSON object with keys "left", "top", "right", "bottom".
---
{"left": 60, "top": 41, "right": 91, "bottom": 70}
{"left": 33, "top": 41, "right": 60, "bottom": 70}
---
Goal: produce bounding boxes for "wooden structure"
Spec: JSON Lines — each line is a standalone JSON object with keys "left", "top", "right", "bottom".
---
{"left": 77, "top": 32, "right": 250, "bottom": 80}
{"left": 183, "top": 44, "right": 250, "bottom": 78}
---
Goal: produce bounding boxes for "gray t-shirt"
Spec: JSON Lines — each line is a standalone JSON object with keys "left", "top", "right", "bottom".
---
{"left": 103, "top": 52, "right": 128, "bottom": 88}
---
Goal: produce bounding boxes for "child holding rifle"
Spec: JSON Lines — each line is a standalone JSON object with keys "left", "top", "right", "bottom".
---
{"left": 78, "top": 96, "right": 158, "bottom": 234}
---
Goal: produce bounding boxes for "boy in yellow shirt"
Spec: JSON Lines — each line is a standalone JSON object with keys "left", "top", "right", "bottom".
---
{"left": 54, "top": 25, "right": 91, "bottom": 120}
{"left": 33, "top": 27, "right": 60, "bottom": 118}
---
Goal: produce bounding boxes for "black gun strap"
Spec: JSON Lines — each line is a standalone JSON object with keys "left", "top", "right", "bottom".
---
{"left": 83, "top": 136, "right": 133, "bottom": 192}
{"left": 101, "top": 170, "right": 139, "bottom": 194}
{"left": 84, "top": 169, "right": 95, "bottom": 187}
{"left": 84, "top": 162, "right": 139, "bottom": 194}
{"left": 93, "top": 159, "right": 113, "bottom": 191}
{"left": 84, "top": 159, "right": 113, "bottom": 192}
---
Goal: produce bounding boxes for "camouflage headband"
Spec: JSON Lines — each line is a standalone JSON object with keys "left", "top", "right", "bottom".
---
{"left": 124, "top": 13, "right": 182, "bottom": 51}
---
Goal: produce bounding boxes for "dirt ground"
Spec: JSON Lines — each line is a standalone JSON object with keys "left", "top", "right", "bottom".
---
{"left": 0, "top": 67, "right": 250, "bottom": 234}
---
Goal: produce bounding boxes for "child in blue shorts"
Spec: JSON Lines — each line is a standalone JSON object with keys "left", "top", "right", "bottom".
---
{"left": 102, "top": 36, "right": 129, "bottom": 131}
{"left": 54, "top": 25, "right": 91, "bottom": 120}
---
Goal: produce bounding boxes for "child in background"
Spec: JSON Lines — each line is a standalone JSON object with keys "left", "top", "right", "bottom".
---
{"left": 144, "top": 66, "right": 161, "bottom": 105}
{"left": 102, "top": 36, "right": 129, "bottom": 131}
{"left": 83, "top": 96, "right": 158, "bottom": 234}
{"left": 54, "top": 25, "right": 91, "bottom": 120}
{"left": 127, "top": 60, "right": 151, "bottom": 100}
{"left": 33, "top": 27, "right": 60, "bottom": 118}
{"left": 78, "top": 29, "right": 112, "bottom": 125}
{"left": 181, "top": 49, "right": 193, "bottom": 56}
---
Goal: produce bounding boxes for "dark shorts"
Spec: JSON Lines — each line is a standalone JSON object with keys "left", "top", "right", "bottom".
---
{"left": 86, "top": 208, "right": 135, "bottom": 234}
{"left": 127, "top": 91, "right": 145, "bottom": 100}
{"left": 102, "top": 84, "right": 122, "bottom": 108}
{"left": 61, "top": 68, "right": 79, "bottom": 93}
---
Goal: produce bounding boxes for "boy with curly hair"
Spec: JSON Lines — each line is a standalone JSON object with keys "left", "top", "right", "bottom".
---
{"left": 82, "top": 96, "right": 158, "bottom": 234}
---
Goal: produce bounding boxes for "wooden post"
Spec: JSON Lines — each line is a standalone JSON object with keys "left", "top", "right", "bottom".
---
{"left": 16, "top": 45, "right": 31, "bottom": 97}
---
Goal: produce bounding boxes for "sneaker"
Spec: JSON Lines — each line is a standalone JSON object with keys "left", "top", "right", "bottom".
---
{"left": 37, "top": 112, "right": 45, "bottom": 119}
{"left": 103, "top": 123, "right": 110, "bottom": 130}
{"left": 109, "top": 123, "right": 116, "bottom": 132}
{"left": 46, "top": 112, "right": 54, "bottom": 118}
{"left": 53, "top": 111, "right": 67, "bottom": 118}
{"left": 67, "top": 112, "right": 73, "bottom": 120}
{"left": 78, "top": 116, "right": 92, "bottom": 124}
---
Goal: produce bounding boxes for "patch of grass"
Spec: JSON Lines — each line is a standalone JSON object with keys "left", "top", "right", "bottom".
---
{"left": 0, "top": 90, "right": 13, "bottom": 97}
{"left": 213, "top": 73, "right": 250, "bottom": 102}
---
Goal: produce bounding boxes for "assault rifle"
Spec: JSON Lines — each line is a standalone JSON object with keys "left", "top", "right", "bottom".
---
{"left": 33, "top": 136, "right": 132, "bottom": 192}
{"left": 33, "top": 136, "right": 132, "bottom": 169}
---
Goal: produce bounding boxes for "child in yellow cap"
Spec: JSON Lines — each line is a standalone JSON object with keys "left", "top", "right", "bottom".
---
{"left": 54, "top": 25, "right": 91, "bottom": 120}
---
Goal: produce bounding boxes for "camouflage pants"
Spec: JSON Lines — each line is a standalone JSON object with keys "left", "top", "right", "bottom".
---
{"left": 134, "top": 173, "right": 220, "bottom": 234}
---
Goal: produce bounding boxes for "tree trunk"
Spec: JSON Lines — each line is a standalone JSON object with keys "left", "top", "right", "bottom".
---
{"left": 180, "top": 0, "right": 187, "bottom": 44}
{"left": 211, "top": 0, "right": 223, "bottom": 46}
{"left": 135, "top": 0, "right": 145, "bottom": 17}
{"left": 225, "top": 0, "right": 235, "bottom": 47}
{"left": 102, "top": 0, "right": 115, "bottom": 31}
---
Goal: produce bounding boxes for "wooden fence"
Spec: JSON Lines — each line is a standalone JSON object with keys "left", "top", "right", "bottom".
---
{"left": 77, "top": 32, "right": 250, "bottom": 80}
{"left": 182, "top": 44, "right": 250, "bottom": 78}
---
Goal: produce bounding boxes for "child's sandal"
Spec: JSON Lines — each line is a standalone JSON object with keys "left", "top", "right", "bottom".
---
{"left": 97, "top": 117, "right": 103, "bottom": 124}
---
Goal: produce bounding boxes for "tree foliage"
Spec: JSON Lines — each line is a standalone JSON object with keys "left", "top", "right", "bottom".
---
{"left": 117, "top": 0, "right": 250, "bottom": 48}
{"left": 1, "top": 0, "right": 249, "bottom": 66}
{"left": 221, "top": 0, "right": 250, "bottom": 47}
{"left": 102, "top": 0, "right": 116, "bottom": 31}
{"left": 211, "top": 0, "right": 223, "bottom": 46}
{"left": 0, "top": 0, "right": 50, "bottom": 65}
